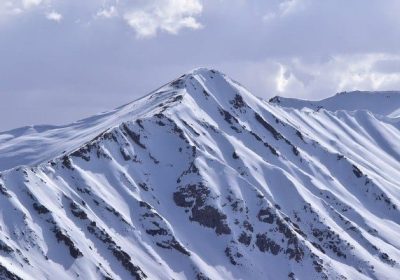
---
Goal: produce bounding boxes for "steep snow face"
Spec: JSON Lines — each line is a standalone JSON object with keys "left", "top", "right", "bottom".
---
{"left": 0, "top": 68, "right": 400, "bottom": 280}
{"left": 269, "top": 91, "right": 400, "bottom": 117}
{"left": 0, "top": 80, "right": 186, "bottom": 172}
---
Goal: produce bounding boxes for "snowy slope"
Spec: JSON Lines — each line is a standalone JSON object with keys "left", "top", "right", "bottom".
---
{"left": 0, "top": 68, "right": 399, "bottom": 280}
{"left": 269, "top": 91, "right": 400, "bottom": 117}
{"left": 0, "top": 83, "right": 182, "bottom": 172}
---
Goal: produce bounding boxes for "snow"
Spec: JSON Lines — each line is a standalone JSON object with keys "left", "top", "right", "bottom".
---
{"left": 0, "top": 68, "right": 399, "bottom": 279}
{"left": 269, "top": 90, "right": 400, "bottom": 117}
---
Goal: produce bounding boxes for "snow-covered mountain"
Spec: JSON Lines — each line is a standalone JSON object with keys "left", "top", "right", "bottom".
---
{"left": 269, "top": 91, "right": 400, "bottom": 118}
{"left": 0, "top": 68, "right": 400, "bottom": 280}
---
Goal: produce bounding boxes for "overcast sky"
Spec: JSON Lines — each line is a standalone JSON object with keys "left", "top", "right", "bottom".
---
{"left": 1, "top": 0, "right": 400, "bottom": 131}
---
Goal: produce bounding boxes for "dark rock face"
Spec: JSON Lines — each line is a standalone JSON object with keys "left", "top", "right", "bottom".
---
{"left": 122, "top": 124, "right": 146, "bottom": 149}
{"left": 248, "top": 130, "right": 279, "bottom": 156}
{"left": 291, "top": 146, "right": 300, "bottom": 156}
{"left": 352, "top": 165, "right": 363, "bottom": 178}
{"left": 0, "top": 240, "right": 13, "bottom": 254}
{"left": 311, "top": 227, "right": 348, "bottom": 259}
{"left": 87, "top": 221, "right": 147, "bottom": 279}
{"left": 170, "top": 77, "right": 186, "bottom": 88}
{"left": 196, "top": 272, "right": 211, "bottom": 280}
{"left": 296, "top": 130, "right": 304, "bottom": 141}
{"left": 70, "top": 202, "right": 88, "bottom": 220}
{"left": 0, "top": 184, "right": 11, "bottom": 197}
{"left": 254, "top": 112, "right": 300, "bottom": 156}
{"left": 238, "top": 232, "right": 252, "bottom": 246}
{"left": 225, "top": 246, "right": 243, "bottom": 265}
{"left": 181, "top": 120, "right": 201, "bottom": 136}
{"left": 71, "top": 147, "right": 91, "bottom": 161}
{"left": 174, "top": 183, "right": 231, "bottom": 235}
{"left": 254, "top": 205, "right": 307, "bottom": 262}
{"left": 177, "top": 162, "right": 200, "bottom": 183}
{"left": 53, "top": 227, "right": 83, "bottom": 259}
{"left": 268, "top": 96, "right": 281, "bottom": 103}
{"left": 33, "top": 202, "right": 50, "bottom": 215}
{"left": 112, "top": 249, "right": 147, "bottom": 280}
{"left": 232, "top": 151, "right": 239, "bottom": 159}
{"left": 256, "top": 234, "right": 281, "bottom": 255}
{"left": 254, "top": 113, "right": 283, "bottom": 140}
{"left": 191, "top": 205, "right": 231, "bottom": 235}
{"left": 120, "top": 148, "right": 131, "bottom": 161}
{"left": 173, "top": 184, "right": 204, "bottom": 208}
{"left": 219, "top": 108, "right": 239, "bottom": 125}
{"left": 230, "top": 94, "right": 247, "bottom": 109}
{"left": 139, "top": 201, "right": 190, "bottom": 256}
{"left": 0, "top": 264, "right": 23, "bottom": 280}
{"left": 138, "top": 182, "right": 149, "bottom": 191}
{"left": 61, "top": 156, "right": 74, "bottom": 170}
{"left": 257, "top": 208, "right": 275, "bottom": 224}
{"left": 379, "top": 252, "right": 396, "bottom": 266}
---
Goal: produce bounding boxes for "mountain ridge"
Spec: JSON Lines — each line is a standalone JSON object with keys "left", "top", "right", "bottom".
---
{"left": 0, "top": 68, "right": 399, "bottom": 279}
{"left": 269, "top": 90, "right": 400, "bottom": 117}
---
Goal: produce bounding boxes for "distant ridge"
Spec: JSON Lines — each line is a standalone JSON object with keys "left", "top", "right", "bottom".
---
{"left": 269, "top": 90, "right": 400, "bottom": 117}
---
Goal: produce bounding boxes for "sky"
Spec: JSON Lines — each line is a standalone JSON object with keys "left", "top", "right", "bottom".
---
{"left": 1, "top": 0, "right": 400, "bottom": 131}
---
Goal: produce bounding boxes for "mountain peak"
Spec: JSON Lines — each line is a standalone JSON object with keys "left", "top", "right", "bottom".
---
{"left": 155, "top": 67, "right": 225, "bottom": 94}
{"left": 154, "top": 67, "right": 251, "bottom": 107}
{"left": 187, "top": 67, "right": 223, "bottom": 77}
{"left": 0, "top": 68, "right": 248, "bottom": 171}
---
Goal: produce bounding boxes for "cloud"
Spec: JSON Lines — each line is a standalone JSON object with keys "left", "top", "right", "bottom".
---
{"left": 263, "top": 0, "right": 306, "bottom": 21}
{"left": 265, "top": 54, "right": 400, "bottom": 99}
{"left": 278, "top": 0, "right": 305, "bottom": 17}
{"left": 96, "top": 5, "right": 118, "bottom": 19}
{"left": 123, "top": 0, "right": 203, "bottom": 38}
{"left": 0, "top": 1, "right": 22, "bottom": 18}
{"left": 0, "top": 0, "right": 43, "bottom": 20}
{"left": 276, "top": 64, "right": 291, "bottom": 93}
{"left": 214, "top": 53, "right": 400, "bottom": 101}
{"left": 46, "top": 11, "right": 62, "bottom": 22}
{"left": 22, "top": 0, "right": 42, "bottom": 9}
{"left": 1, "top": 0, "right": 204, "bottom": 37}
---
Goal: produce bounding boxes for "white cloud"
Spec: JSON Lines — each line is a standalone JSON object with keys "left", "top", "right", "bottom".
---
{"left": 124, "top": 10, "right": 158, "bottom": 37}
{"left": 0, "top": 0, "right": 43, "bottom": 20}
{"left": 278, "top": 0, "right": 307, "bottom": 16}
{"left": 276, "top": 64, "right": 290, "bottom": 92}
{"left": 22, "top": 0, "right": 42, "bottom": 9}
{"left": 263, "top": 0, "right": 306, "bottom": 21}
{"left": 46, "top": 11, "right": 62, "bottom": 22}
{"left": 96, "top": 5, "right": 118, "bottom": 19}
{"left": 269, "top": 54, "right": 400, "bottom": 99}
{"left": 123, "top": 0, "right": 203, "bottom": 38}
{"left": 217, "top": 53, "right": 400, "bottom": 101}
{"left": 1, "top": 0, "right": 204, "bottom": 37}
{"left": 0, "top": 1, "right": 21, "bottom": 17}
{"left": 332, "top": 54, "right": 400, "bottom": 92}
